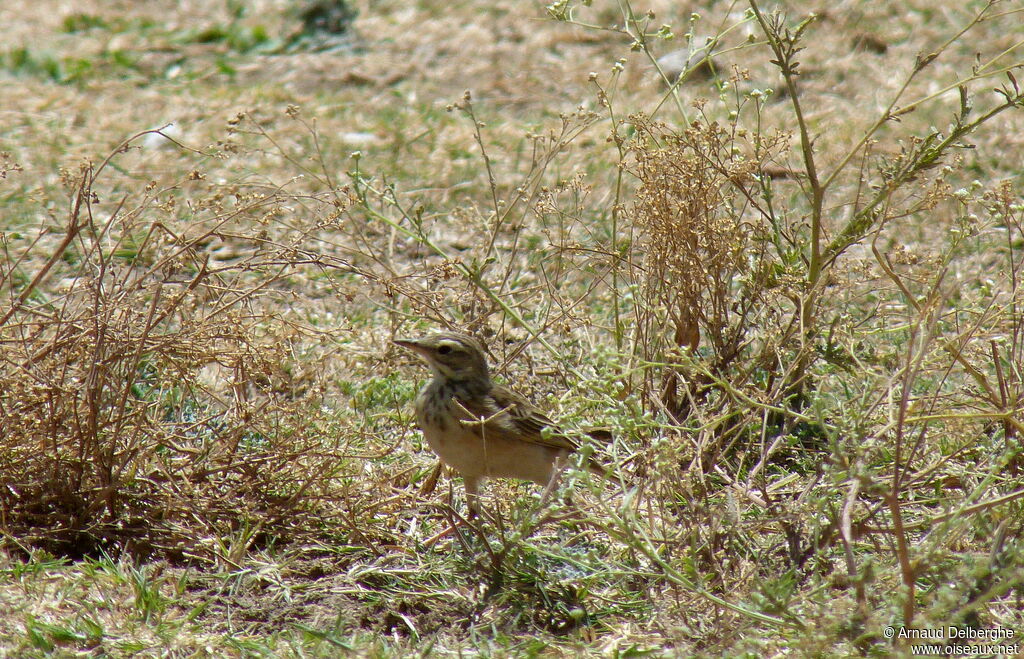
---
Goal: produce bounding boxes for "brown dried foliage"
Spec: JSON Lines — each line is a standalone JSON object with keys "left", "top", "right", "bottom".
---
{"left": 0, "top": 136, "right": 363, "bottom": 561}
{"left": 625, "top": 113, "right": 791, "bottom": 425}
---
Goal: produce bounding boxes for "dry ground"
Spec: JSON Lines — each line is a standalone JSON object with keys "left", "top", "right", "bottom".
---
{"left": 2, "top": 0, "right": 1024, "bottom": 656}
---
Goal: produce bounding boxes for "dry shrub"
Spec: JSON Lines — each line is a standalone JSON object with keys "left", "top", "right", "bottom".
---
{"left": 625, "top": 112, "right": 794, "bottom": 446}
{"left": 0, "top": 133, "right": 362, "bottom": 561}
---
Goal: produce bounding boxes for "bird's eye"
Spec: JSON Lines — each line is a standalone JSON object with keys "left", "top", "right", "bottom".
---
{"left": 437, "top": 345, "right": 452, "bottom": 355}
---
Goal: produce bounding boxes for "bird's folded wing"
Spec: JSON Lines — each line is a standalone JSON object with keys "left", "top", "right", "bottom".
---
{"left": 453, "top": 385, "right": 579, "bottom": 452}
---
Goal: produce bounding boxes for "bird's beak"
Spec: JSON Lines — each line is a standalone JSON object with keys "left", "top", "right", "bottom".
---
{"left": 393, "top": 338, "right": 426, "bottom": 355}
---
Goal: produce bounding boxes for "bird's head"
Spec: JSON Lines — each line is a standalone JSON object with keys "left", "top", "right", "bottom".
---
{"left": 394, "top": 332, "right": 490, "bottom": 382}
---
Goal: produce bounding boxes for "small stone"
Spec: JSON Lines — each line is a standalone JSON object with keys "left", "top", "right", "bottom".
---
{"left": 656, "top": 44, "right": 715, "bottom": 83}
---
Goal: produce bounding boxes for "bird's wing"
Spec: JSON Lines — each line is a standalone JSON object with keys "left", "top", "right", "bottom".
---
{"left": 452, "top": 384, "right": 580, "bottom": 452}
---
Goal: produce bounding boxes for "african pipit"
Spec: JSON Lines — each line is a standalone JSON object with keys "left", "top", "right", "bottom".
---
{"left": 394, "top": 332, "right": 601, "bottom": 516}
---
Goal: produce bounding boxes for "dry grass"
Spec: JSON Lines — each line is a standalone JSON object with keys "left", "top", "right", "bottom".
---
{"left": 2, "top": 0, "right": 1024, "bottom": 655}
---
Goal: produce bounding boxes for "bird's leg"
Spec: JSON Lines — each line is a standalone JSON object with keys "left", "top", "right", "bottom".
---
{"left": 421, "top": 473, "right": 482, "bottom": 548}
{"left": 463, "top": 474, "right": 482, "bottom": 518}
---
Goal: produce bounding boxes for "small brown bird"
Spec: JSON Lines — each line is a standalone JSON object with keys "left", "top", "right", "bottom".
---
{"left": 394, "top": 332, "right": 600, "bottom": 516}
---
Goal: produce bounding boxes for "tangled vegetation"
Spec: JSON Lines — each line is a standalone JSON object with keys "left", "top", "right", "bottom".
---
{"left": 1, "top": 0, "right": 1023, "bottom": 655}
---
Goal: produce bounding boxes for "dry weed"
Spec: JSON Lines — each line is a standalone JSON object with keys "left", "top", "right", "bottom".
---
{"left": 0, "top": 131, "right": 378, "bottom": 562}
